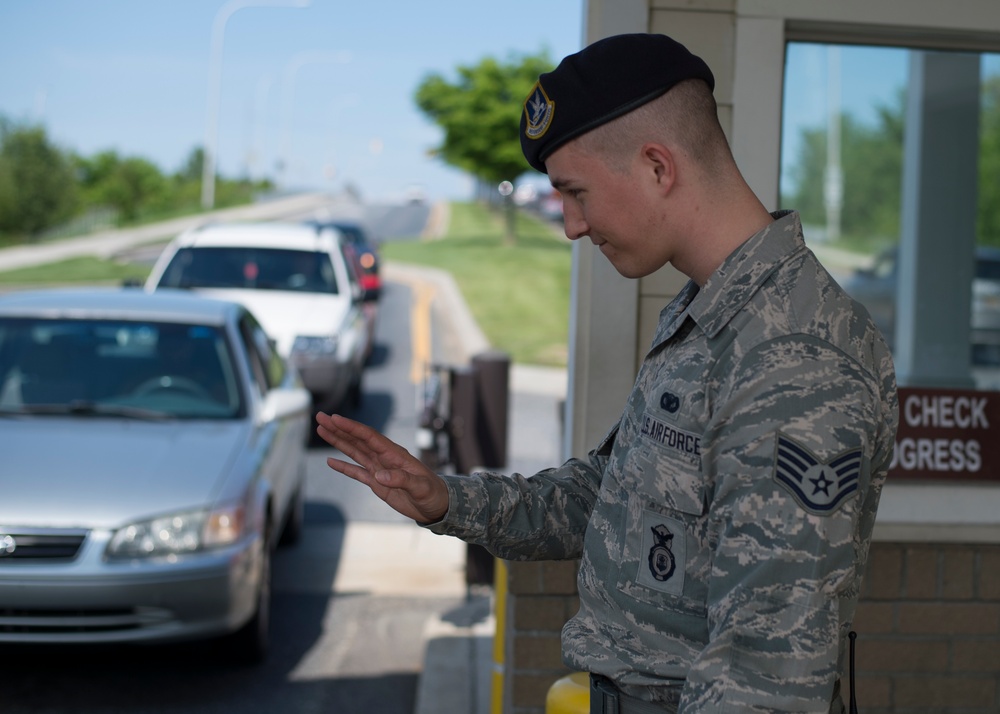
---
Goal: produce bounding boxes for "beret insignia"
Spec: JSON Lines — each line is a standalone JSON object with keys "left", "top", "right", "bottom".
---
{"left": 523, "top": 81, "right": 555, "bottom": 140}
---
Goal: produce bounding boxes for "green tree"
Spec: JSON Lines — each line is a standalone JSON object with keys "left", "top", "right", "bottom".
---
{"left": 785, "top": 75, "right": 1000, "bottom": 251}
{"left": 783, "top": 91, "right": 905, "bottom": 250}
{"left": 0, "top": 120, "right": 79, "bottom": 239}
{"left": 178, "top": 147, "right": 205, "bottom": 183}
{"left": 415, "top": 51, "right": 553, "bottom": 185}
{"left": 76, "top": 150, "right": 167, "bottom": 222}
{"left": 415, "top": 51, "right": 554, "bottom": 243}
{"left": 978, "top": 75, "right": 1000, "bottom": 247}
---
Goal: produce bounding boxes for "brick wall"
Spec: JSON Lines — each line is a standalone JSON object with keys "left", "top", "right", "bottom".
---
{"left": 501, "top": 560, "right": 579, "bottom": 714}
{"left": 498, "top": 543, "right": 1000, "bottom": 713}
{"left": 849, "top": 542, "right": 1000, "bottom": 713}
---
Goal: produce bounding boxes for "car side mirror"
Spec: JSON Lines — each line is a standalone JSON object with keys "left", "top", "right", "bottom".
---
{"left": 261, "top": 388, "right": 311, "bottom": 422}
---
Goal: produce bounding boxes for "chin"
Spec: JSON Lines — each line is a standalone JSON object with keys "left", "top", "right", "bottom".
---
{"left": 598, "top": 246, "right": 661, "bottom": 280}
{"left": 608, "top": 259, "right": 654, "bottom": 280}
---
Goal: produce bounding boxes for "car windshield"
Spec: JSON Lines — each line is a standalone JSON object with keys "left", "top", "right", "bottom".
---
{"left": 975, "top": 254, "right": 1000, "bottom": 282}
{"left": 333, "top": 224, "right": 369, "bottom": 246}
{"left": 159, "top": 247, "right": 339, "bottom": 294}
{"left": 0, "top": 318, "right": 243, "bottom": 419}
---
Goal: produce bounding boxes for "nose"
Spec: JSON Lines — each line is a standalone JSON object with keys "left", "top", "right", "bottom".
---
{"left": 562, "top": 204, "right": 589, "bottom": 242}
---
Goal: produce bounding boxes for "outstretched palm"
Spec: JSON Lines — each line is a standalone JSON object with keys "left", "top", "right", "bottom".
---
{"left": 315, "top": 412, "right": 450, "bottom": 523}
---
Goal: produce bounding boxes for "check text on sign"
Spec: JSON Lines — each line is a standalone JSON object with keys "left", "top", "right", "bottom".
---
{"left": 890, "top": 388, "right": 999, "bottom": 481}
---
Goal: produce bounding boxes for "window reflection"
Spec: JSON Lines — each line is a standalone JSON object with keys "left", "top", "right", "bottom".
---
{"left": 781, "top": 43, "right": 1000, "bottom": 387}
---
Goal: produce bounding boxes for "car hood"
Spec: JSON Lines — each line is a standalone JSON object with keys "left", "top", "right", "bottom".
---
{"left": 0, "top": 418, "right": 249, "bottom": 529}
{"left": 189, "top": 288, "right": 349, "bottom": 355}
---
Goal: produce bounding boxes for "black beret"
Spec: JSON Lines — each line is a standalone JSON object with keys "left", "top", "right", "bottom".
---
{"left": 520, "top": 33, "right": 715, "bottom": 174}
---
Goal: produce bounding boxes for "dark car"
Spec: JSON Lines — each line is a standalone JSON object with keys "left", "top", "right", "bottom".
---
{"left": 841, "top": 245, "right": 1000, "bottom": 362}
{"left": 312, "top": 220, "right": 382, "bottom": 300}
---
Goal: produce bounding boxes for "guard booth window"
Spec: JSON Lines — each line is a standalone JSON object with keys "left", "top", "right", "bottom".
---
{"left": 779, "top": 42, "right": 1000, "bottom": 391}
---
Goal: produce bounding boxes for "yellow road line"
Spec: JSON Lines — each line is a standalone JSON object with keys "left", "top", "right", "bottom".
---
{"left": 410, "top": 281, "right": 436, "bottom": 384}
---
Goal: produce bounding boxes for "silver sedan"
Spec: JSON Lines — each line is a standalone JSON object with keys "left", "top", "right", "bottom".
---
{"left": 0, "top": 288, "right": 311, "bottom": 663}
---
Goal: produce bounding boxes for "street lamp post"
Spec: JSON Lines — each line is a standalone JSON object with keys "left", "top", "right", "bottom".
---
{"left": 201, "top": 0, "right": 310, "bottom": 211}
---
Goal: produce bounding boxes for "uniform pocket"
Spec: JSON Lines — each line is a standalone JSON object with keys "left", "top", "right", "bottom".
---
{"left": 614, "top": 446, "right": 709, "bottom": 617}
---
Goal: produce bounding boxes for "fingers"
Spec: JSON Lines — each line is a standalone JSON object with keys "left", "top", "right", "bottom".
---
{"left": 324, "top": 454, "right": 374, "bottom": 485}
{"left": 316, "top": 412, "right": 450, "bottom": 523}
{"left": 315, "top": 412, "right": 422, "bottom": 471}
{"left": 315, "top": 413, "right": 378, "bottom": 467}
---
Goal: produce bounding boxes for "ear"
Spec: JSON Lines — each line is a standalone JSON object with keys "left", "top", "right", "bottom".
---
{"left": 639, "top": 142, "right": 676, "bottom": 195}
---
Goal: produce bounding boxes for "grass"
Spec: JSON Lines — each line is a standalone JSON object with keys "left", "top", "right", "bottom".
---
{"left": 0, "top": 256, "right": 150, "bottom": 287}
{"left": 0, "top": 200, "right": 573, "bottom": 367}
{"left": 382, "top": 202, "right": 571, "bottom": 367}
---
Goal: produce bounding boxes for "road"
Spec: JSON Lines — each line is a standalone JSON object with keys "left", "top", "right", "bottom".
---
{"left": 0, "top": 198, "right": 481, "bottom": 714}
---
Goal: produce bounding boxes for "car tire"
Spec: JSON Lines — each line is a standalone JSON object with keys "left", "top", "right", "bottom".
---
{"left": 224, "top": 536, "right": 271, "bottom": 665}
{"left": 345, "top": 371, "right": 363, "bottom": 411}
{"left": 278, "top": 483, "right": 305, "bottom": 547}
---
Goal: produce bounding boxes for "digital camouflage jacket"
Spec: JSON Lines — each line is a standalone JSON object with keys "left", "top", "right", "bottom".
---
{"left": 428, "top": 210, "right": 899, "bottom": 713}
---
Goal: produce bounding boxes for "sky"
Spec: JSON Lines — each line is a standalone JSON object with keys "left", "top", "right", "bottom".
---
{"left": 3, "top": 4, "right": 998, "bottom": 206}
{"left": 0, "top": 0, "right": 584, "bottom": 203}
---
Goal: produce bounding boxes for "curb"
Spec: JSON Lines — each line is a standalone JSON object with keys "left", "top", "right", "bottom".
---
{"left": 382, "top": 262, "right": 491, "bottom": 364}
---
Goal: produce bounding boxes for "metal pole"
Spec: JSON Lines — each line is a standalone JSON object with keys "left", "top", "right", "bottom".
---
{"left": 472, "top": 350, "right": 510, "bottom": 469}
{"left": 201, "top": 0, "right": 311, "bottom": 210}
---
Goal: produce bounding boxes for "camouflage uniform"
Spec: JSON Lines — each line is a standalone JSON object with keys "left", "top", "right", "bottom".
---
{"left": 428, "top": 211, "right": 898, "bottom": 712}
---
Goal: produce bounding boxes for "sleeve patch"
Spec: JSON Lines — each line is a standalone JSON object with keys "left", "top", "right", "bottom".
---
{"left": 773, "top": 433, "right": 862, "bottom": 516}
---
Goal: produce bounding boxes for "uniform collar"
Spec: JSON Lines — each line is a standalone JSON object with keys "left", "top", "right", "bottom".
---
{"left": 653, "top": 210, "right": 805, "bottom": 346}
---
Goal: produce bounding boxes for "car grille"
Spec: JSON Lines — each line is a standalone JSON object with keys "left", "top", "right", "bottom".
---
{"left": 0, "top": 527, "right": 88, "bottom": 561}
{"left": 0, "top": 607, "right": 170, "bottom": 635}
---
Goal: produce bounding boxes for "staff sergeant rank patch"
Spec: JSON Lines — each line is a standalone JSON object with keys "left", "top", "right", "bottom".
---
{"left": 523, "top": 81, "right": 554, "bottom": 140}
{"left": 774, "top": 433, "right": 862, "bottom": 515}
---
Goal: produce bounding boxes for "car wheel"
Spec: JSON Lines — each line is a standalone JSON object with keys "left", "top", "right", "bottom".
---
{"left": 278, "top": 483, "right": 305, "bottom": 547}
{"left": 345, "top": 371, "right": 363, "bottom": 411}
{"left": 225, "top": 536, "right": 271, "bottom": 665}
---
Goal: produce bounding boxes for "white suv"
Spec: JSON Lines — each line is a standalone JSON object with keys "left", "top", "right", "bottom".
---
{"left": 145, "top": 221, "right": 370, "bottom": 411}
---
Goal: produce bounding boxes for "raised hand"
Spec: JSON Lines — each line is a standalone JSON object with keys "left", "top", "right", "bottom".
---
{"left": 315, "top": 412, "right": 450, "bottom": 524}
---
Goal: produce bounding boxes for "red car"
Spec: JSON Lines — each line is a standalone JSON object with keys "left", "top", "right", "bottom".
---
{"left": 327, "top": 221, "right": 382, "bottom": 300}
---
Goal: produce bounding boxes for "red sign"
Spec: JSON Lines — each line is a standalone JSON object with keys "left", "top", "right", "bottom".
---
{"left": 889, "top": 386, "right": 1000, "bottom": 481}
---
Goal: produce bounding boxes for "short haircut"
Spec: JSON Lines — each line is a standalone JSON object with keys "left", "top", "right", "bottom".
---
{"left": 573, "top": 79, "right": 732, "bottom": 175}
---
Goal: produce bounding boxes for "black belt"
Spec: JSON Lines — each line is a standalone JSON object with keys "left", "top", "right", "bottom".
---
{"left": 590, "top": 674, "right": 675, "bottom": 714}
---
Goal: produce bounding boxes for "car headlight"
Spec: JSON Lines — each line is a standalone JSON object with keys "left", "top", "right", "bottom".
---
{"left": 292, "top": 335, "right": 338, "bottom": 355}
{"left": 106, "top": 504, "right": 246, "bottom": 559}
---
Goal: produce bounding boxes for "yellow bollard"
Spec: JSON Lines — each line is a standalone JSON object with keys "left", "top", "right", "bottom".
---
{"left": 490, "top": 559, "right": 508, "bottom": 714}
{"left": 545, "top": 671, "right": 590, "bottom": 714}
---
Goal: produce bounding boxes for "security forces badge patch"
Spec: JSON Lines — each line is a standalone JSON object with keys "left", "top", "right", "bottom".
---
{"left": 637, "top": 510, "right": 686, "bottom": 596}
{"left": 773, "top": 433, "right": 862, "bottom": 515}
{"left": 523, "top": 81, "right": 554, "bottom": 140}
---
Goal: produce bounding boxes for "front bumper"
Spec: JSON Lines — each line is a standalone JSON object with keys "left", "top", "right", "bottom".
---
{"left": 291, "top": 352, "right": 357, "bottom": 401}
{"left": 0, "top": 528, "right": 262, "bottom": 644}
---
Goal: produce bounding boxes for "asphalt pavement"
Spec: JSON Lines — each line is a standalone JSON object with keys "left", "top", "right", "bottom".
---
{"left": 0, "top": 195, "right": 569, "bottom": 714}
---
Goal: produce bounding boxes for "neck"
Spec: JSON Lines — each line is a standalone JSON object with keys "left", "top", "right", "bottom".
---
{"left": 679, "top": 187, "right": 774, "bottom": 286}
